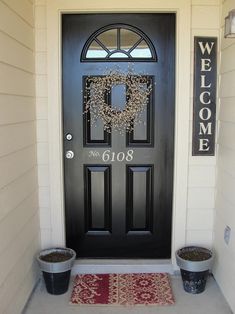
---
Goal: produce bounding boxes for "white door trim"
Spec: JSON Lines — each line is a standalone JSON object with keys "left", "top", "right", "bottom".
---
{"left": 46, "top": 0, "right": 191, "bottom": 268}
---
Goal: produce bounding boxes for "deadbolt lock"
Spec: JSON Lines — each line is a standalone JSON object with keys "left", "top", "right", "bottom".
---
{"left": 65, "top": 150, "right": 74, "bottom": 159}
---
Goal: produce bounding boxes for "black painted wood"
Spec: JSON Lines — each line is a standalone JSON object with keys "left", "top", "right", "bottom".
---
{"left": 84, "top": 165, "right": 111, "bottom": 232}
{"left": 126, "top": 165, "right": 153, "bottom": 232}
{"left": 192, "top": 37, "right": 217, "bottom": 156}
{"left": 62, "top": 13, "right": 175, "bottom": 258}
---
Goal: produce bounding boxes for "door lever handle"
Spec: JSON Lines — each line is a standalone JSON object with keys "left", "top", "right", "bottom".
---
{"left": 65, "top": 150, "right": 74, "bottom": 159}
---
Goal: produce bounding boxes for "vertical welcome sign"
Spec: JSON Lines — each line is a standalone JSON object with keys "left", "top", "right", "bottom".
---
{"left": 192, "top": 37, "right": 217, "bottom": 156}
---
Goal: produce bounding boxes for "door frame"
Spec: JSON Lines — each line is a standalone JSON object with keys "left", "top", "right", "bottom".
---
{"left": 46, "top": 0, "right": 191, "bottom": 268}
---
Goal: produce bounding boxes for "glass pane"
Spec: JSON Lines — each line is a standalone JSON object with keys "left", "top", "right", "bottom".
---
{"left": 133, "top": 107, "right": 147, "bottom": 140}
{"left": 90, "top": 114, "right": 105, "bottom": 140}
{"left": 120, "top": 29, "right": 141, "bottom": 52}
{"left": 111, "top": 84, "right": 126, "bottom": 110}
{"left": 86, "top": 40, "right": 108, "bottom": 58}
{"left": 97, "top": 29, "right": 117, "bottom": 52}
{"left": 130, "top": 40, "right": 152, "bottom": 58}
{"left": 89, "top": 82, "right": 106, "bottom": 139}
{"left": 109, "top": 52, "right": 128, "bottom": 58}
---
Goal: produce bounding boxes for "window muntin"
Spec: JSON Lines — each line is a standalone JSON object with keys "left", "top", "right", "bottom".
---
{"left": 82, "top": 24, "right": 157, "bottom": 62}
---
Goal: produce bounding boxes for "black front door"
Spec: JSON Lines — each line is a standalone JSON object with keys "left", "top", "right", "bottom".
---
{"left": 62, "top": 14, "right": 175, "bottom": 258}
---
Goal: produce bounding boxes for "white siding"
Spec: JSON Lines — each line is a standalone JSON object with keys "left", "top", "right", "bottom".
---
{"left": 0, "top": 1, "right": 40, "bottom": 313}
{"left": 35, "top": 2, "right": 51, "bottom": 247}
{"left": 213, "top": 0, "right": 235, "bottom": 312}
{"left": 187, "top": 1, "right": 219, "bottom": 247}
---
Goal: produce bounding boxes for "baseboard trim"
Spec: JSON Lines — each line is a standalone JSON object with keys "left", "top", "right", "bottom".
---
{"left": 71, "top": 259, "right": 174, "bottom": 275}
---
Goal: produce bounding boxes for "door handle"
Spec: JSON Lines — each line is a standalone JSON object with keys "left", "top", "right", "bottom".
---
{"left": 65, "top": 150, "right": 74, "bottom": 159}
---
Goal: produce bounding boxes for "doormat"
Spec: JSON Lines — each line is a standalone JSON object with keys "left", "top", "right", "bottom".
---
{"left": 70, "top": 273, "right": 175, "bottom": 306}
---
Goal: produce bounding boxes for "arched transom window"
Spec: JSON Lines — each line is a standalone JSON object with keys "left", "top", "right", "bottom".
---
{"left": 81, "top": 24, "right": 157, "bottom": 61}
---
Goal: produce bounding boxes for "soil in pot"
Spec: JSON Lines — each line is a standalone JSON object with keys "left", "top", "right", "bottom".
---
{"left": 40, "top": 251, "right": 73, "bottom": 263}
{"left": 178, "top": 249, "right": 211, "bottom": 262}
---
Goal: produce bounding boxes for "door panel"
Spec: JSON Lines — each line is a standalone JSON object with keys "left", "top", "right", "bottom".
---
{"left": 84, "top": 165, "right": 112, "bottom": 232}
{"left": 62, "top": 13, "right": 175, "bottom": 258}
{"left": 126, "top": 165, "right": 153, "bottom": 232}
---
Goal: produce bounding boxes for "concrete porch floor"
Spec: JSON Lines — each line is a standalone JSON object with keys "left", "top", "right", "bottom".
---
{"left": 23, "top": 275, "right": 232, "bottom": 314}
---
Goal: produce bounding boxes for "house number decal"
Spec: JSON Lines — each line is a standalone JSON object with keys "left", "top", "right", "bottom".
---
{"left": 88, "top": 150, "right": 134, "bottom": 162}
{"left": 192, "top": 37, "right": 217, "bottom": 156}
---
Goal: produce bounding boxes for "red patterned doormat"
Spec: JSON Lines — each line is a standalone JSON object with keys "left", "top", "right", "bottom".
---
{"left": 70, "top": 273, "right": 175, "bottom": 306}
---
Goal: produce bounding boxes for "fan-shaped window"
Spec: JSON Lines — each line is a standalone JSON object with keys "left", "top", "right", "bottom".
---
{"left": 81, "top": 24, "right": 157, "bottom": 62}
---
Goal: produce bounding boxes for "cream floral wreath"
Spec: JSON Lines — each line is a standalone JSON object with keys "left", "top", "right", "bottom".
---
{"left": 84, "top": 69, "right": 152, "bottom": 134}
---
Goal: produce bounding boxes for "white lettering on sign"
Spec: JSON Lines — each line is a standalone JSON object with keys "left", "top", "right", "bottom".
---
{"left": 200, "top": 75, "right": 211, "bottom": 88}
{"left": 199, "top": 107, "right": 212, "bottom": 120}
{"left": 199, "top": 138, "right": 210, "bottom": 151}
{"left": 193, "top": 37, "right": 217, "bottom": 155}
{"left": 199, "top": 122, "right": 212, "bottom": 135}
{"left": 199, "top": 91, "right": 211, "bottom": 105}
{"left": 201, "top": 59, "right": 212, "bottom": 71}
{"left": 198, "top": 41, "right": 215, "bottom": 55}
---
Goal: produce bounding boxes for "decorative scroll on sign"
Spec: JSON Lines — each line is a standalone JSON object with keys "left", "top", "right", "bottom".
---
{"left": 192, "top": 37, "right": 217, "bottom": 156}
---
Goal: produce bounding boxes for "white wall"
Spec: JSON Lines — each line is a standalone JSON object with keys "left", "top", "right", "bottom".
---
{"left": 0, "top": 0, "right": 40, "bottom": 313}
{"left": 213, "top": 0, "right": 235, "bottom": 312}
{"left": 37, "top": 0, "right": 219, "bottom": 253}
{"left": 186, "top": 0, "right": 220, "bottom": 247}
{"left": 35, "top": 0, "right": 52, "bottom": 248}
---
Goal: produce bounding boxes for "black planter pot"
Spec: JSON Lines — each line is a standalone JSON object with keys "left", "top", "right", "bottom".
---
{"left": 176, "top": 246, "right": 213, "bottom": 294}
{"left": 42, "top": 270, "right": 72, "bottom": 295}
{"left": 37, "top": 248, "right": 76, "bottom": 295}
{"left": 180, "top": 269, "right": 209, "bottom": 294}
